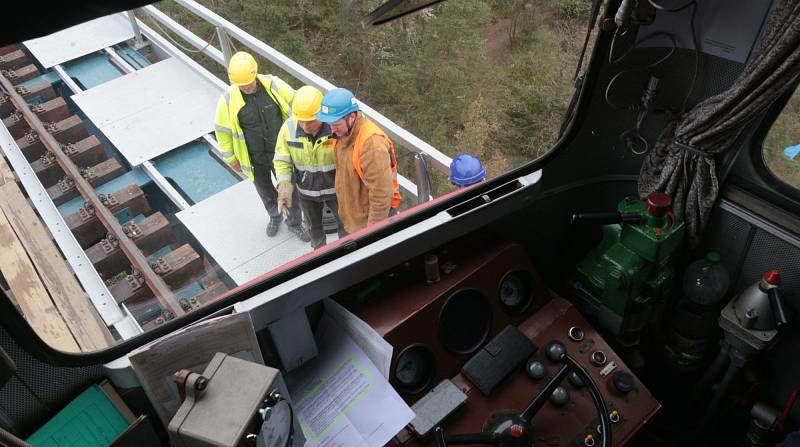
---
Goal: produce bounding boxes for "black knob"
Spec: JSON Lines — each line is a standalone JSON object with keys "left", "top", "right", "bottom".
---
{"left": 568, "top": 371, "right": 585, "bottom": 388}
{"left": 568, "top": 326, "right": 585, "bottom": 342}
{"left": 590, "top": 351, "right": 607, "bottom": 366}
{"left": 612, "top": 371, "right": 635, "bottom": 394}
{"left": 545, "top": 341, "right": 566, "bottom": 362}
{"left": 526, "top": 358, "right": 547, "bottom": 380}
{"left": 550, "top": 386, "right": 570, "bottom": 407}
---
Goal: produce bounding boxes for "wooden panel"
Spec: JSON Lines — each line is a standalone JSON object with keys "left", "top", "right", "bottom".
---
{"left": 111, "top": 244, "right": 203, "bottom": 306}
{"left": 0, "top": 81, "right": 58, "bottom": 118}
{"left": 30, "top": 135, "right": 107, "bottom": 187}
{"left": 0, "top": 207, "right": 79, "bottom": 352}
{"left": 0, "top": 181, "right": 113, "bottom": 351}
{"left": 0, "top": 154, "right": 13, "bottom": 186}
{"left": 87, "top": 212, "right": 176, "bottom": 275}
{"left": 4, "top": 64, "right": 39, "bottom": 85}
{"left": 0, "top": 49, "right": 28, "bottom": 70}
{"left": 46, "top": 158, "right": 125, "bottom": 205}
{"left": 65, "top": 184, "right": 151, "bottom": 247}
{"left": 0, "top": 45, "right": 17, "bottom": 56}
{"left": 3, "top": 97, "right": 70, "bottom": 139}
{"left": 18, "top": 115, "right": 89, "bottom": 161}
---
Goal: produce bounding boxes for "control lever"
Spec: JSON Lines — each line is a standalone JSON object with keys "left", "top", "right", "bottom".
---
{"left": 571, "top": 212, "right": 643, "bottom": 226}
{"left": 768, "top": 288, "right": 789, "bottom": 329}
{"left": 433, "top": 354, "right": 611, "bottom": 447}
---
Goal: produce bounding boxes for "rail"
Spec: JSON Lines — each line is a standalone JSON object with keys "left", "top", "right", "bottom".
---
{"left": 136, "top": 0, "right": 447, "bottom": 202}
{"left": 0, "top": 73, "right": 185, "bottom": 319}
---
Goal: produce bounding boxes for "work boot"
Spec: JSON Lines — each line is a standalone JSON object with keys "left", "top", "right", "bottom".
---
{"left": 266, "top": 217, "right": 281, "bottom": 237}
{"left": 288, "top": 225, "right": 310, "bottom": 242}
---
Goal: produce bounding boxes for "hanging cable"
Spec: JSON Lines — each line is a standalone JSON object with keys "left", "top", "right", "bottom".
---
{"left": 146, "top": 17, "right": 217, "bottom": 54}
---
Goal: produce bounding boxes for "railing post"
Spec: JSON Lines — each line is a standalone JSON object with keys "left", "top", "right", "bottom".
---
{"left": 216, "top": 26, "right": 232, "bottom": 65}
{"left": 414, "top": 153, "right": 432, "bottom": 204}
{"left": 127, "top": 11, "right": 146, "bottom": 48}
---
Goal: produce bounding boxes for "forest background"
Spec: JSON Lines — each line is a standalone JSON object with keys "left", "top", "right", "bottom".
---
{"left": 146, "top": 0, "right": 592, "bottom": 195}
{"left": 148, "top": 0, "right": 799, "bottom": 194}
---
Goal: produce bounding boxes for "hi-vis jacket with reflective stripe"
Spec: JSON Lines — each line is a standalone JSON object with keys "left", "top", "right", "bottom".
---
{"left": 273, "top": 118, "right": 336, "bottom": 200}
{"left": 214, "top": 74, "right": 295, "bottom": 180}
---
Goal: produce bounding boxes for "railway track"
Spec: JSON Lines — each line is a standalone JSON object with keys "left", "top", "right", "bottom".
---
{"left": 1, "top": 44, "right": 228, "bottom": 337}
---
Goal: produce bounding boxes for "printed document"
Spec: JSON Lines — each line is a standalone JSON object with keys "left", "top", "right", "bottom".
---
{"left": 286, "top": 310, "right": 414, "bottom": 447}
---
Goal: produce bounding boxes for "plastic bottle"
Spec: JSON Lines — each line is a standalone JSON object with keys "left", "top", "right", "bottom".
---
{"left": 683, "top": 251, "right": 730, "bottom": 308}
{"left": 665, "top": 252, "right": 731, "bottom": 371}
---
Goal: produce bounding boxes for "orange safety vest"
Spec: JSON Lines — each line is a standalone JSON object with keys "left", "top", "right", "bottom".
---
{"left": 352, "top": 120, "right": 402, "bottom": 209}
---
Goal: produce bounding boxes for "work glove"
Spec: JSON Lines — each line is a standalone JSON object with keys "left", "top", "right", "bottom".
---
{"left": 277, "top": 182, "right": 293, "bottom": 216}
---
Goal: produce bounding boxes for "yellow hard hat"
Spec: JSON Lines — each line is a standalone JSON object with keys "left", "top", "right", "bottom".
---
{"left": 228, "top": 51, "right": 257, "bottom": 86}
{"left": 292, "top": 86, "right": 324, "bottom": 122}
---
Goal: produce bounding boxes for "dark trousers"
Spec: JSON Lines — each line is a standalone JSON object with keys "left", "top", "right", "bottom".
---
{"left": 299, "top": 197, "right": 345, "bottom": 249}
{"left": 252, "top": 162, "right": 302, "bottom": 227}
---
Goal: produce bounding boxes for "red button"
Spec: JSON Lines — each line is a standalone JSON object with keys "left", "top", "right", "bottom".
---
{"left": 762, "top": 269, "right": 781, "bottom": 286}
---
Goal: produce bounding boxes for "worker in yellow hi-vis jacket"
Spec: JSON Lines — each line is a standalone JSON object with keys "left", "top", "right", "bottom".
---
{"left": 274, "top": 86, "right": 345, "bottom": 249}
{"left": 213, "top": 51, "right": 309, "bottom": 241}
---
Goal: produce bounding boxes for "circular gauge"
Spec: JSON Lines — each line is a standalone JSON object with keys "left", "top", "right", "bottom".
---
{"left": 498, "top": 270, "right": 534, "bottom": 314}
{"left": 259, "top": 399, "right": 293, "bottom": 447}
{"left": 439, "top": 289, "right": 491, "bottom": 355}
{"left": 393, "top": 345, "right": 435, "bottom": 394}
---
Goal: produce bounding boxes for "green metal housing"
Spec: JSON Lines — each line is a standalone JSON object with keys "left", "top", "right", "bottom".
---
{"left": 576, "top": 196, "right": 685, "bottom": 318}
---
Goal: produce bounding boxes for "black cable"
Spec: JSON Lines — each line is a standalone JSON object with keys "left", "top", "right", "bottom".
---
{"left": 605, "top": 32, "right": 676, "bottom": 110}
{"left": 681, "top": 1, "right": 701, "bottom": 113}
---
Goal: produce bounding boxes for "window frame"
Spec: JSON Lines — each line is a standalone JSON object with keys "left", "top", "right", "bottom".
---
{"left": 0, "top": 0, "right": 616, "bottom": 367}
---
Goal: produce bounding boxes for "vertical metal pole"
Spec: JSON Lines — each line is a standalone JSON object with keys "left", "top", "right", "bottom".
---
{"left": 127, "top": 11, "right": 145, "bottom": 48}
{"left": 216, "top": 26, "right": 232, "bottom": 64}
{"left": 414, "top": 153, "right": 432, "bottom": 205}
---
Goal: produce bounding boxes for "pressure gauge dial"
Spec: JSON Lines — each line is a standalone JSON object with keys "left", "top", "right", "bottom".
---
{"left": 499, "top": 270, "right": 534, "bottom": 314}
{"left": 393, "top": 345, "right": 435, "bottom": 394}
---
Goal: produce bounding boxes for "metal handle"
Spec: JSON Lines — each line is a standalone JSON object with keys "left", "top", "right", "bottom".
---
{"left": 571, "top": 212, "right": 643, "bottom": 225}
{"left": 768, "top": 287, "right": 789, "bottom": 329}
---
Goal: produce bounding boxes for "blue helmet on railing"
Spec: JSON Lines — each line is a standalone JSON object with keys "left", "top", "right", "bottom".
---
{"left": 449, "top": 154, "right": 486, "bottom": 187}
{"left": 317, "top": 88, "right": 360, "bottom": 122}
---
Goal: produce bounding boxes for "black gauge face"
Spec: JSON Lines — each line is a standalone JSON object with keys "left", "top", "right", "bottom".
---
{"left": 259, "top": 400, "right": 293, "bottom": 447}
{"left": 439, "top": 289, "right": 491, "bottom": 355}
{"left": 499, "top": 270, "right": 534, "bottom": 314}
{"left": 393, "top": 345, "right": 435, "bottom": 394}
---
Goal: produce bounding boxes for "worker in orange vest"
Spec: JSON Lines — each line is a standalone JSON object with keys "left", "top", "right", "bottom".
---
{"left": 316, "top": 88, "right": 401, "bottom": 234}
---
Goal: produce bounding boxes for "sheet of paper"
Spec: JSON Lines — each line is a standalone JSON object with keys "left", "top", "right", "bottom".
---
{"left": 323, "top": 298, "right": 393, "bottom": 379}
{"left": 286, "top": 313, "right": 414, "bottom": 447}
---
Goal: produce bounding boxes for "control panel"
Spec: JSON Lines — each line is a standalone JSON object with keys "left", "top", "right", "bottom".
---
{"left": 405, "top": 297, "right": 660, "bottom": 446}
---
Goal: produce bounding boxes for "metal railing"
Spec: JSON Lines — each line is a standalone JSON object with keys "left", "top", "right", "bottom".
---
{"left": 134, "top": 0, "right": 448, "bottom": 202}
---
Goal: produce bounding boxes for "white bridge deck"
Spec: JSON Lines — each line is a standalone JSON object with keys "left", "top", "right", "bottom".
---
{"left": 177, "top": 180, "right": 322, "bottom": 286}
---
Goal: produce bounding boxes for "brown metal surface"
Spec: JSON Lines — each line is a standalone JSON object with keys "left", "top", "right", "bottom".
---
{"left": 348, "top": 241, "right": 551, "bottom": 404}
{"left": 421, "top": 297, "right": 660, "bottom": 446}
{"left": 87, "top": 212, "right": 176, "bottom": 275}
{"left": 17, "top": 115, "right": 89, "bottom": 161}
{"left": 4, "top": 97, "right": 70, "bottom": 139}
{"left": 65, "top": 184, "right": 151, "bottom": 247}
{"left": 46, "top": 158, "right": 125, "bottom": 205}
{"left": 0, "top": 73, "right": 183, "bottom": 317}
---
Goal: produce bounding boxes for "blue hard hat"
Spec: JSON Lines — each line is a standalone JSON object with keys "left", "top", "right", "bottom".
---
{"left": 317, "top": 88, "right": 359, "bottom": 122}
{"left": 449, "top": 154, "right": 486, "bottom": 186}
